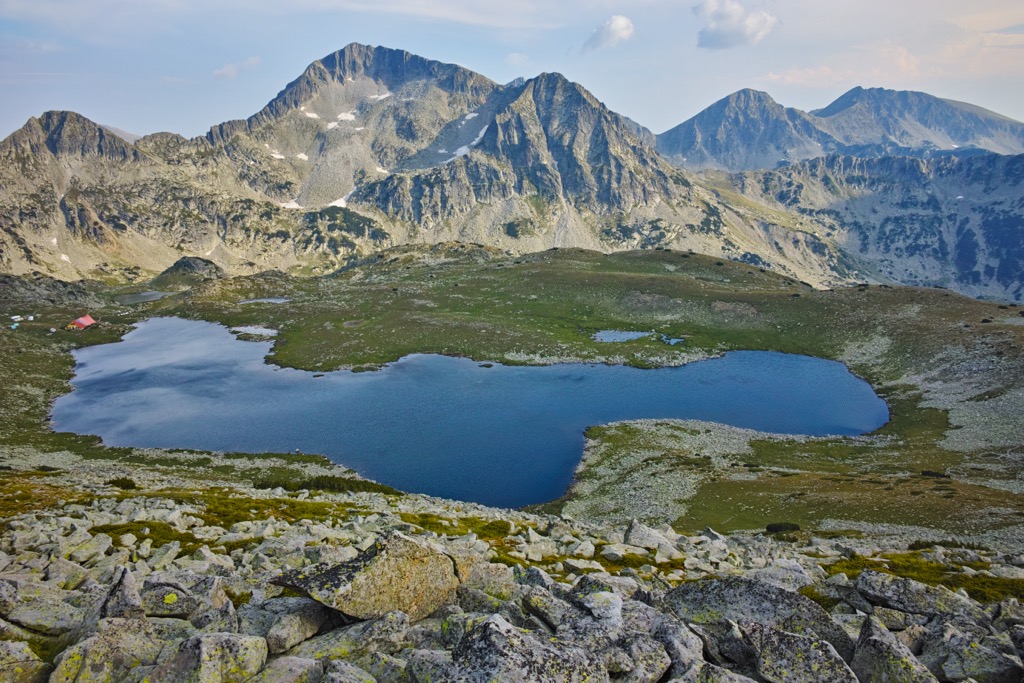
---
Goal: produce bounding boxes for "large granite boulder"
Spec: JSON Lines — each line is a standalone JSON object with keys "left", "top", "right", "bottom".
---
{"left": 854, "top": 570, "right": 989, "bottom": 624}
{"left": 662, "top": 576, "right": 855, "bottom": 660}
{"left": 275, "top": 532, "right": 459, "bottom": 622}
{"left": 145, "top": 633, "right": 268, "bottom": 683}
{"left": 850, "top": 617, "right": 938, "bottom": 683}
{"left": 741, "top": 621, "right": 858, "bottom": 683}
{"left": 447, "top": 614, "right": 610, "bottom": 682}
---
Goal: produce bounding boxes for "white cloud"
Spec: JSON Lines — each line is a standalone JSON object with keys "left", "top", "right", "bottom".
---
{"left": 505, "top": 52, "right": 529, "bottom": 66}
{"left": 212, "top": 55, "right": 261, "bottom": 79}
{"left": 582, "top": 15, "right": 635, "bottom": 53}
{"left": 693, "top": 0, "right": 777, "bottom": 50}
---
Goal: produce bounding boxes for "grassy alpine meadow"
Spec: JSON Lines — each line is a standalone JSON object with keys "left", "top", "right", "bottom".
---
{"left": 1, "top": 244, "right": 1022, "bottom": 538}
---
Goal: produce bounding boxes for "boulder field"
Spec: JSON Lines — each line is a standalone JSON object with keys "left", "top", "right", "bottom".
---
{"left": 1, "top": 490, "right": 1023, "bottom": 682}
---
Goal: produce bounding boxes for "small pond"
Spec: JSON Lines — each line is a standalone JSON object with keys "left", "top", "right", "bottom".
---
{"left": 240, "top": 297, "right": 290, "bottom": 304}
{"left": 51, "top": 317, "right": 889, "bottom": 507}
{"left": 115, "top": 291, "right": 174, "bottom": 305}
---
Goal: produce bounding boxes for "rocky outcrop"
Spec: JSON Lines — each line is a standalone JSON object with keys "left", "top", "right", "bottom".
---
{"left": 2, "top": 485, "right": 1023, "bottom": 682}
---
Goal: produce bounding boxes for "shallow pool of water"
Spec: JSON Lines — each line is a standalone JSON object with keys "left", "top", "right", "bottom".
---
{"left": 115, "top": 291, "right": 174, "bottom": 304}
{"left": 51, "top": 318, "right": 889, "bottom": 507}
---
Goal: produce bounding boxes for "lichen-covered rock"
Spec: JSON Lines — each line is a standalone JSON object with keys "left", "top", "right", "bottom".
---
{"left": 745, "top": 559, "right": 815, "bottom": 592}
{"left": 325, "top": 659, "right": 378, "bottom": 682}
{"left": 275, "top": 532, "right": 458, "bottom": 621}
{"left": 99, "top": 566, "right": 145, "bottom": 619}
{"left": 142, "top": 580, "right": 202, "bottom": 618}
{"left": 741, "top": 621, "right": 858, "bottom": 683}
{"left": 246, "top": 656, "right": 324, "bottom": 683}
{"left": 994, "top": 598, "right": 1024, "bottom": 633}
{"left": 265, "top": 599, "right": 331, "bottom": 653}
{"left": 624, "top": 519, "right": 672, "bottom": 550}
{"left": 919, "top": 621, "right": 1024, "bottom": 683}
{"left": 448, "top": 614, "right": 610, "bottom": 682}
{"left": 615, "top": 633, "right": 672, "bottom": 682}
{"left": 49, "top": 617, "right": 196, "bottom": 683}
{"left": 0, "top": 640, "right": 50, "bottom": 683}
{"left": 674, "top": 661, "right": 759, "bottom": 682}
{"left": 663, "top": 577, "right": 854, "bottom": 660}
{"left": 651, "top": 616, "right": 705, "bottom": 678}
{"left": 854, "top": 570, "right": 989, "bottom": 624}
{"left": 286, "top": 610, "right": 409, "bottom": 664}
{"left": 850, "top": 617, "right": 938, "bottom": 683}
{"left": 146, "top": 633, "right": 268, "bottom": 683}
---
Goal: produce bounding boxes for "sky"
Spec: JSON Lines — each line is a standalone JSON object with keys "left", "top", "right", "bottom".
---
{"left": 1, "top": 0, "right": 1023, "bottom": 140}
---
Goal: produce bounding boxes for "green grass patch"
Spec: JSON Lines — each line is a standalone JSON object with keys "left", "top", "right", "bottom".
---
{"left": 824, "top": 552, "right": 1024, "bottom": 603}
{"left": 91, "top": 520, "right": 202, "bottom": 555}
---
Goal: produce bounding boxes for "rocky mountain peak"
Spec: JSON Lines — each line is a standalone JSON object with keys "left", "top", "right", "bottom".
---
{"left": 2, "top": 110, "right": 137, "bottom": 161}
{"left": 245, "top": 43, "right": 497, "bottom": 129}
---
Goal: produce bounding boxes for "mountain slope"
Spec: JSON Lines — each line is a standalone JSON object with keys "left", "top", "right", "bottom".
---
{"left": 659, "top": 87, "right": 1024, "bottom": 172}
{"left": 728, "top": 152, "right": 1024, "bottom": 300}
{"left": 657, "top": 89, "right": 831, "bottom": 171}
{"left": 13, "top": 44, "right": 1024, "bottom": 297}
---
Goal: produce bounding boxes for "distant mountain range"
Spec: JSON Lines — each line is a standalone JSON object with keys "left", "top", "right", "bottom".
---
{"left": 1, "top": 43, "right": 1022, "bottom": 301}
{"left": 657, "top": 87, "right": 1024, "bottom": 172}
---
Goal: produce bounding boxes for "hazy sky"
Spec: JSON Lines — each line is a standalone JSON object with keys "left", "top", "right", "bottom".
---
{"left": 1, "top": 0, "right": 1022, "bottom": 139}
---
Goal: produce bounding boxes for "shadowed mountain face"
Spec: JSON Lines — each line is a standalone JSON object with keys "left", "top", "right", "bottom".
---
{"left": 1, "top": 44, "right": 1022, "bottom": 301}
{"left": 658, "top": 87, "right": 1024, "bottom": 172}
{"left": 730, "top": 153, "right": 1024, "bottom": 300}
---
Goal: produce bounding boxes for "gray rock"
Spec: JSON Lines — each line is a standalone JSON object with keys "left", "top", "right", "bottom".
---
{"left": 742, "top": 621, "right": 858, "bottom": 682}
{"left": 581, "top": 591, "right": 623, "bottom": 621}
{"left": 460, "top": 561, "right": 516, "bottom": 601}
{"left": 617, "top": 633, "right": 672, "bottom": 682}
{"left": 746, "top": 559, "right": 814, "bottom": 592}
{"left": 325, "top": 659, "right": 378, "bottom": 682}
{"left": 663, "top": 576, "right": 855, "bottom": 661}
{"left": 624, "top": 519, "right": 671, "bottom": 550}
{"left": 146, "top": 633, "right": 268, "bottom": 683}
{"left": 407, "top": 648, "right": 455, "bottom": 681}
{"left": 68, "top": 533, "right": 112, "bottom": 565}
{"left": 266, "top": 599, "right": 331, "bottom": 653}
{"left": 449, "top": 614, "right": 610, "bottom": 682}
{"left": 100, "top": 566, "right": 145, "bottom": 619}
{"left": 674, "top": 661, "right": 759, "bottom": 682}
{"left": 855, "top": 570, "right": 989, "bottom": 624}
{"left": 0, "top": 640, "right": 50, "bottom": 683}
{"left": 994, "top": 599, "right": 1024, "bottom": 633}
{"left": 600, "top": 543, "right": 649, "bottom": 563}
{"left": 142, "top": 580, "right": 202, "bottom": 618}
{"left": 1, "top": 583, "right": 84, "bottom": 636}
{"left": 688, "top": 621, "right": 757, "bottom": 671}
{"left": 872, "top": 606, "right": 930, "bottom": 631}
{"left": 286, "top": 610, "right": 409, "bottom": 662}
{"left": 247, "top": 656, "right": 324, "bottom": 683}
{"left": 651, "top": 616, "right": 705, "bottom": 677}
{"left": 275, "top": 532, "right": 458, "bottom": 621}
{"left": 1011, "top": 625, "right": 1024, "bottom": 659}
{"left": 919, "top": 622, "right": 1024, "bottom": 683}
{"left": 49, "top": 617, "right": 194, "bottom": 683}
{"left": 522, "top": 586, "right": 574, "bottom": 631}
{"left": 850, "top": 617, "right": 939, "bottom": 683}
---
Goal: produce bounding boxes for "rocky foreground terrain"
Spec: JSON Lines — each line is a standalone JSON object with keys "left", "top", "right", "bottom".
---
{"left": 1, "top": 467, "right": 1023, "bottom": 682}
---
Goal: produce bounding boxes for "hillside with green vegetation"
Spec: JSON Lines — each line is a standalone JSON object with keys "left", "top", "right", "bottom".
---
{"left": 2, "top": 245, "right": 1021, "bottom": 541}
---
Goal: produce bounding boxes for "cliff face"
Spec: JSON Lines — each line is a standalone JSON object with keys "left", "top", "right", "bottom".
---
{"left": 734, "top": 153, "right": 1024, "bottom": 299}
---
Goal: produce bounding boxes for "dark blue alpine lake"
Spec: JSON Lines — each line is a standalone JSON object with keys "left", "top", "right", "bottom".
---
{"left": 52, "top": 317, "right": 889, "bottom": 507}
